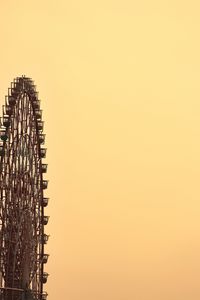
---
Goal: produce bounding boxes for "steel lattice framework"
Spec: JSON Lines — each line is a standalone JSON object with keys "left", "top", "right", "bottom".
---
{"left": 0, "top": 76, "right": 49, "bottom": 300}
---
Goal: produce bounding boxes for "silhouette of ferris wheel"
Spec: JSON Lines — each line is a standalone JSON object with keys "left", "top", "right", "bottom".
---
{"left": 0, "top": 76, "right": 49, "bottom": 300}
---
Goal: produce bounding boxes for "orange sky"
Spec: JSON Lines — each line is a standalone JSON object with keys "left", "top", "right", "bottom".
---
{"left": 1, "top": 1, "right": 200, "bottom": 299}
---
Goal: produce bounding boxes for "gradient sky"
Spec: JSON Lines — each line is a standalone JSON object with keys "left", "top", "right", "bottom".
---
{"left": 1, "top": 1, "right": 200, "bottom": 299}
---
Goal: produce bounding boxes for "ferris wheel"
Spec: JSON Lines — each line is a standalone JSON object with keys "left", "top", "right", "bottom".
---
{"left": 0, "top": 76, "right": 49, "bottom": 300}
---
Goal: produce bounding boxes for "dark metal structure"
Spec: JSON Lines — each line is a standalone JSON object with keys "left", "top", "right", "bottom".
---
{"left": 0, "top": 76, "right": 49, "bottom": 300}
